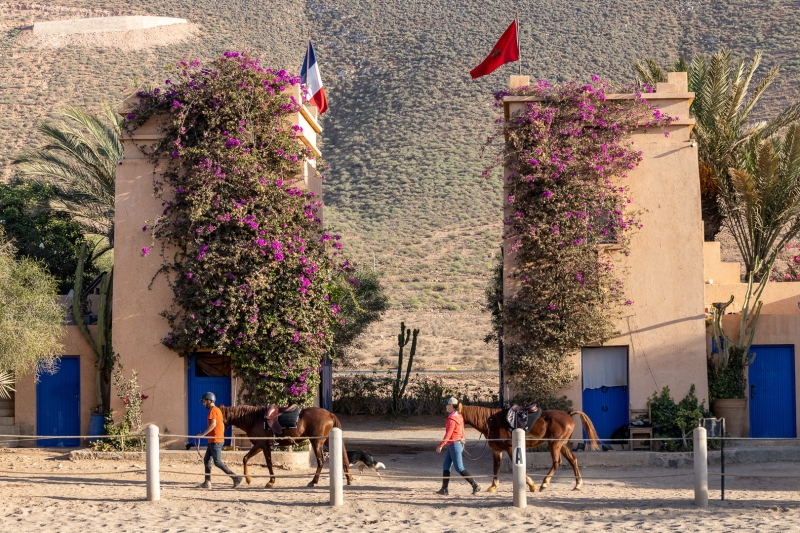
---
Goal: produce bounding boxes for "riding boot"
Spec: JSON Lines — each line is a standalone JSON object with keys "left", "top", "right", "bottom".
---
{"left": 435, "top": 470, "right": 450, "bottom": 495}
{"left": 460, "top": 469, "right": 481, "bottom": 494}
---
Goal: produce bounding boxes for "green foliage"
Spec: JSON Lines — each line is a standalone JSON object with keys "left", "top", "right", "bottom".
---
{"left": 330, "top": 267, "right": 389, "bottom": 367}
{"left": 488, "top": 80, "right": 672, "bottom": 400}
{"left": 13, "top": 106, "right": 121, "bottom": 250}
{"left": 90, "top": 367, "right": 147, "bottom": 451}
{"left": 707, "top": 355, "right": 746, "bottom": 402}
{"left": 332, "top": 373, "right": 495, "bottom": 415}
{"left": 0, "top": 229, "right": 65, "bottom": 380}
{"left": 392, "top": 322, "right": 419, "bottom": 412}
{"left": 648, "top": 385, "right": 712, "bottom": 452}
{"left": 0, "top": 179, "right": 97, "bottom": 293}
{"left": 127, "top": 52, "right": 347, "bottom": 407}
{"left": 482, "top": 249, "right": 503, "bottom": 345}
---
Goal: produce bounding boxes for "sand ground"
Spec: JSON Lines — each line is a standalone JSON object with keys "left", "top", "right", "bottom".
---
{"left": 1, "top": 447, "right": 799, "bottom": 532}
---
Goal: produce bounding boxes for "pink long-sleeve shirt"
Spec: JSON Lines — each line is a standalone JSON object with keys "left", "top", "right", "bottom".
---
{"left": 439, "top": 410, "right": 465, "bottom": 448}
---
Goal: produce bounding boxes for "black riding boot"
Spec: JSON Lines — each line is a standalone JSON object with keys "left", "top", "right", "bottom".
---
{"left": 436, "top": 470, "right": 450, "bottom": 495}
{"left": 460, "top": 469, "right": 481, "bottom": 494}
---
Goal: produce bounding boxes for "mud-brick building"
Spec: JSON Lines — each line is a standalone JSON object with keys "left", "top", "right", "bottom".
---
{"left": 13, "top": 85, "right": 325, "bottom": 448}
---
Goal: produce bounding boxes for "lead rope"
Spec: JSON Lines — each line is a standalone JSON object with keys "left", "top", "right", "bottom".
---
{"left": 462, "top": 433, "right": 490, "bottom": 461}
{"left": 195, "top": 438, "right": 202, "bottom": 465}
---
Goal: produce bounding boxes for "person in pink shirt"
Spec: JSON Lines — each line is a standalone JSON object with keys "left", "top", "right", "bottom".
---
{"left": 435, "top": 397, "right": 480, "bottom": 495}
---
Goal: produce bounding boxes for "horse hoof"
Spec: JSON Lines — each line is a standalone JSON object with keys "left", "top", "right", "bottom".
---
{"left": 265, "top": 482, "right": 274, "bottom": 489}
{"left": 528, "top": 485, "right": 537, "bottom": 493}
{"left": 487, "top": 486, "right": 497, "bottom": 493}
{"left": 572, "top": 486, "right": 581, "bottom": 492}
{"left": 245, "top": 476, "right": 253, "bottom": 485}
{"left": 539, "top": 485, "right": 548, "bottom": 492}
{"left": 306, "top": 482, "right": 316, "bottom": 488}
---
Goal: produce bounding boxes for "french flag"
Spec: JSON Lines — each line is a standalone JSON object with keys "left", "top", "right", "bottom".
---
{"left": 301, "top": 40, "right": 328, "bottom": 115}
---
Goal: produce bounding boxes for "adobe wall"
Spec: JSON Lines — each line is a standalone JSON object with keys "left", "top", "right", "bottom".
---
{"left": 15, "top": 325, "right": 98, "bottom": 447}
{"left": 503, "top": 73, "right": 708, "bottom": 424}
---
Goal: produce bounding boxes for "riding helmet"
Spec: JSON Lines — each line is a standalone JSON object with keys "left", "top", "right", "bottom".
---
{"left": 201, "top": 391, "right": 216, "bottom": 402}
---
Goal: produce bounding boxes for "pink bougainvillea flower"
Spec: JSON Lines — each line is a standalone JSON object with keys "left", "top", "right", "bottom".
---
{"left": 141, "top": 247, "right": 150, "bottom": 256}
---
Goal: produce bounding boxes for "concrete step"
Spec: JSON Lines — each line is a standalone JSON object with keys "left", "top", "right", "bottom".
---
{"left": 0, "top": 417, "right": 15, "bottom": 427}
{"left": 726, "top": 438, "right": 800, "bottom": 448}
{"left": 69, "top": 449, "right": 313, "bottom": 469}
{"left": 0, "top": 424, "right": 19, "bottom": 448}
{"left": 0, "top": 409, "right": 14, "bottom": 417}
{"left": 514, "top": 446, "right": 800, "bottom": 471}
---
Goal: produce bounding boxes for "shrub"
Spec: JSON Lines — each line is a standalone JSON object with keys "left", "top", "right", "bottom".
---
{"left": 484, "top": 79, "right": 673, "bottom": 400}
{"left": 648, "top": 385, "right": 712, "bottom": 452}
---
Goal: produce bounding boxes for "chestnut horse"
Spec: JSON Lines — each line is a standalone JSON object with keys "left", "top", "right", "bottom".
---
{"left": 460, "top": 405, "right": 599, "bottom": 492}
{"left": 221, "top": 405, "right": 353, "bottom": 488}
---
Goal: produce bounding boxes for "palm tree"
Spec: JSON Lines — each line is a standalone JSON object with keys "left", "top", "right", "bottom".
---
{"left": 12, "top": 106, "right": 122, "bottom": 250}
{"left": 634, "top": 50, "right": 800, "bottom": 241}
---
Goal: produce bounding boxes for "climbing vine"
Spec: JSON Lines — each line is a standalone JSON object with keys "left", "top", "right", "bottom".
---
{"left": 126, "top": 52, "right": 349, "bottom": 406}
{"left": 485, "top": 78, "right": 673, "bottom": 399}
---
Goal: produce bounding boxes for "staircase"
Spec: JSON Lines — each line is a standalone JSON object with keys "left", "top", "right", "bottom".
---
{"left": 0, "top": 392, "right": 19, "bottom": 448}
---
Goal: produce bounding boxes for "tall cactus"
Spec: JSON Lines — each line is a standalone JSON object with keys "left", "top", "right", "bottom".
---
{"left": 392, "top": 321, "right": 419, "bottom": 413}
{"left": 73, "top": 242, "right": 115, "bottom": 413}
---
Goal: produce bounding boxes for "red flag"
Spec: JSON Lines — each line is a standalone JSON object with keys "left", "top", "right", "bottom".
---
{"left": 470, "top": 20, "right": 519, "bottom": 80}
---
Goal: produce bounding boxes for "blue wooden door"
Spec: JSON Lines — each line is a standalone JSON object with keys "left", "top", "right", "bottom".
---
{"left": 582, "top": 385, "right": 629, "bottom": 443}
{"left": 37, "top": 357, "right": 80, "bottom": 447}
{"left": 748, "top": 345, "right": 796, "bottom": 438}
{"left": 188, "top": 356, "right": 231, "bottom": 446}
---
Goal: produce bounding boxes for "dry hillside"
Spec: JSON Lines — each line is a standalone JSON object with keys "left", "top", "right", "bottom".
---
{"left": 2, "top": 1, "right": 799, "bottom": 368}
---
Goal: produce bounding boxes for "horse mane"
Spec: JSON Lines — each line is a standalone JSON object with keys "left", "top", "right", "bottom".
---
{"left": 220, "top": 405, "right": 264, "bottom": 429}
{"left": 460, "top": 405, "right": 501, "bottom": 436}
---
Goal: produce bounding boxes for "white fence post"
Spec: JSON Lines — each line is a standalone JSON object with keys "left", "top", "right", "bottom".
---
{"left": 693, "top": 426, "right": 708, "bottom": 508}
{"left": 329, "top": 428, "right": 343, "bottom": 507}
{"left": 146, "top": 425, "right": 160, "bottom": 501}
{"left": 512, "top": 428, "right": 527, "bottom": 509}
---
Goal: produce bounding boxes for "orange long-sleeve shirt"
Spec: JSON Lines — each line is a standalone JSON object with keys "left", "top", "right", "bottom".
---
{"left": 439, "top": 410, "right": 465, "bottom": 447}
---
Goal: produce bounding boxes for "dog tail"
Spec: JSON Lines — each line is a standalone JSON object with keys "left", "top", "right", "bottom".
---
{"left": 375, "top": 462, "right": 385, "bottom": 470}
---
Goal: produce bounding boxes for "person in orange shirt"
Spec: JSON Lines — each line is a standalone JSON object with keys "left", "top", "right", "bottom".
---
{"left": 197, "top": 392, "right": 242, "bottom": 489}
{"left": 435, "top": 397, "right": 480, "bottom": 495}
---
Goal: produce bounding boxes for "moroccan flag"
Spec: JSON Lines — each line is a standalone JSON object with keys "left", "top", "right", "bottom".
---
{"left": 301, "top": 39, "right": 328, "bottom": 114}
{"left": 470, "top": 20, "right": 520, "bottom": 80}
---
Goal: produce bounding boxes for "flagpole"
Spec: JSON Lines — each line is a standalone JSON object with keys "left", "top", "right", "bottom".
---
{"left": 516, "top": 12, "right": 521, "bottom": 75}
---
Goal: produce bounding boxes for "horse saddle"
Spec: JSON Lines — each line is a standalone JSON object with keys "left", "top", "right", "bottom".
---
{"left": 503, "top": 403, "right": 541, "bottom": 433}
{"left": 263, "top": 404, "right": 300, "bottom": 435}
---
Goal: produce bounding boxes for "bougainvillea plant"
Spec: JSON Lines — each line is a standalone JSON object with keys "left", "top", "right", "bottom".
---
{"left": 485, "top": 78, "right": 673, "bottom": 399}
{"left": 125, "top": 52, "right": 350, "bottom": 406}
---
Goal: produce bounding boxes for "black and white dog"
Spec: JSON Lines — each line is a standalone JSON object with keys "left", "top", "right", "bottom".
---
{"left": 347, "top": 450, "right": 385, "bottom": 480}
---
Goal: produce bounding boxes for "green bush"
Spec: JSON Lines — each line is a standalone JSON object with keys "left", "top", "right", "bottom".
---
{"left": 648, "top": 385, "right": 713, "bottom": 452}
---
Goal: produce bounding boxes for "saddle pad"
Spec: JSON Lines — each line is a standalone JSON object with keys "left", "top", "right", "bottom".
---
{"left": 277, "top": 407, "right": 301, "bottom": 429}
{"left": 503, "top": 407, "right": 541, "bottom": 433}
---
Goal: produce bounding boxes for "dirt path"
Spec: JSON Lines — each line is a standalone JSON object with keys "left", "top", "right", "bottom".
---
{"left": 1, "top": 448, "right": 798, "bottom": 532}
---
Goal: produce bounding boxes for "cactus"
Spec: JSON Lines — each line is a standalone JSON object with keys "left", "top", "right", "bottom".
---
{"left": 392, "top": 321, "right": 419, "bottom": 413}
{"left": 73, "top": 242, "right": 115, "bottom": 413}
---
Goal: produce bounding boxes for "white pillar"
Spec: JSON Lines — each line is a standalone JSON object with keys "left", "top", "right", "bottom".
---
{"left": 146, "top": 425, "right": 160, "bottom": 501}
{"left": 329, "top": 427, "right": 343, "bottom": 507}
{"left": 693, "top": 426, "right": 708, "bottom": 508}
{"left": 512, "top": 428, "right": 527, "bottom": 509}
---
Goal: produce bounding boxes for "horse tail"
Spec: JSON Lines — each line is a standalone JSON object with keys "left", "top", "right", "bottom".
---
{"left": 330, "top": 413, "right": 352, "bottom": 482}
{"left": 570, "top": 411, "right": 601, "bottom": 451}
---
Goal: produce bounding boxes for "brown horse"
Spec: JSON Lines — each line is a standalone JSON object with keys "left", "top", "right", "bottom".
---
{"left": 221, "top": 405, "right": 353, "bottom": 488}
{"left": 460, "top": 405, "right": 599, "bottom": 492}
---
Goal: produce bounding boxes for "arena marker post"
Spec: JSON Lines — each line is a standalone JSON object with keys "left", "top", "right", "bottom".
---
{"left": 693, "top": 426, "right": 707, "bottom": 508}
{"left": 329, "top": 427, "right": 343, "bottom": 506}
{"left": 512, "top": 428, "right": 527, "bottom": 509}
{"left": 146, "top": 425, "right": 160, "bottom": 501}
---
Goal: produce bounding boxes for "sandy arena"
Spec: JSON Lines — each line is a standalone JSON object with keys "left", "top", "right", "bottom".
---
{"left": 1, "top": 447, "right": 798, "bottom": 532}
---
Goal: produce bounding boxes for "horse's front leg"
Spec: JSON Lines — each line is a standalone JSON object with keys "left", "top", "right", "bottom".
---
{"left": 308, "top": 439, "right": 325, "bottom": 487}
{"left": 242, "top": 445, "right": 261, "bottom": 484}
{"left": 262, "top": 446, "right": 276, "bottom": 488}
